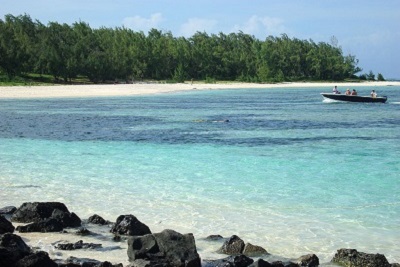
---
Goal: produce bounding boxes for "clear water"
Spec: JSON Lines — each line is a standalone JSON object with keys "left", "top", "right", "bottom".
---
{"left": 1, "top": 87, "right": 399, "bottom": 265}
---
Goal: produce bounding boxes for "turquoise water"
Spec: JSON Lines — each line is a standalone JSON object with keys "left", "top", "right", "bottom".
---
{"left": 1, "top": 87, "right": 399, "bottom": 264}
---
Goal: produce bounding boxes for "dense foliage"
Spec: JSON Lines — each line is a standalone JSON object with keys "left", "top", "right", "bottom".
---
{"left": 0, "top": 14, "right": 363, "bottom": 83}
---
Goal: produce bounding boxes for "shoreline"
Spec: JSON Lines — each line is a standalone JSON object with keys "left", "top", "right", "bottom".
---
{"left": 0, "top": 81, "right": 399, "bottom": 99}
{"left": 3, "top": 203, "right": 398, "bottom": 267}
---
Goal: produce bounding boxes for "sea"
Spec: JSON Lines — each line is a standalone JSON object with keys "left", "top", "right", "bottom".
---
{"left": 1, "top": 86, "right": 399, "bottom": 266}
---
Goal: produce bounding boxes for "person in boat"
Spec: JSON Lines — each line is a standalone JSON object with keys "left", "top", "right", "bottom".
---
{"left": 345, "top": 88, "right": 351, "bottom": 95}
{"left": 371, "top": 90, "right": 377, "bottom": 98}
{"left": 332, "top": 86, "right": 340, "bottom": 94}
{"left": 351, "top": 89, "right": 358, "bottom": 95}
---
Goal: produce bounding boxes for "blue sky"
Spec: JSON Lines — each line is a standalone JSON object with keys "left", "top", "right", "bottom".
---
{"left": 1, "top": 0, "right": 399, "bottom": 79}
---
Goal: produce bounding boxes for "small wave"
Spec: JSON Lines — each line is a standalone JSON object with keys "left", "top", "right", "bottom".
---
{"left": 390, "top": 102, "right": 400, "bottom": 104}
{"left": 322, "top": 99, "right": 336, "bottom": 103}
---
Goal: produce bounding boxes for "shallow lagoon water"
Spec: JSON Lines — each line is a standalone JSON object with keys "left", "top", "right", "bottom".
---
{"left": 1, "top": 86, "right": 399, "bottom": 265}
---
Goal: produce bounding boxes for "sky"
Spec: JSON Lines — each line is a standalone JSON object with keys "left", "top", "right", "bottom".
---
{"left": 1, "top": 0, "right": 399, "bottom": 79}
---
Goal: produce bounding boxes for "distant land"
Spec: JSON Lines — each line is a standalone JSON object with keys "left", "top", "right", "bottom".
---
{"left": 1, "top": 14, "right": 388, "bottom": 87}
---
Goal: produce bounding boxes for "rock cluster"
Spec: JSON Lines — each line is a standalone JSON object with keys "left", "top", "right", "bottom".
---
{"left": 0, "top": 233, "right": 57, "bottom": 267}
{"left": 55, "top": 256, "right": 123, "bottom": 267}
{"left": 12, "top": 202, "right": 81, "bottom": 232}
{"left": 217, "top": 235, "right": 269, "bottom": 257}
{"left": 1, "top": 202, "right": 123, "bottom": 266}
{"left": 213, "top": 235, "right": 318, "bottom": 267}
{"left": 1, "top": 202, "right": 399, "bottom": 267}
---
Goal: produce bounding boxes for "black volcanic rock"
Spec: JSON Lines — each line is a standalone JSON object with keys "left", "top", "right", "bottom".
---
{"left": 153, "top": 229, "right": 201, "bottom": 267}
{"left": 0, "top": 206, "right": 17, "bottom": 215}
{"left": 127, "top": 229, "right": 201, "bottom": 267}
{"left": 0, "top": 215, "right": 15, "bottom": 234}
{"left": 15, "top": 251, "right": 57, "bottom": 267}
{"left": 249, "top": 258, "right": 273, "bottom": 267}
{"left": 11, "top": 202, "right": 70, "bottom": 223}
{"left": 0, "top": 233, "right": 31, "bottom": 267}
{"left": 0, "top": 233, "right": 57, "bottom": 266}
{"left": 110, "top": 215, "right": 151, "bottom": 236}
{"left": 56, "top": 240, "right": 102, "bottom": 250}
{"left": 75, "top": 227, "right": 93, "bottom": 236}
{"left": 216, "top": 235, "right": 245, "bottom": 255}
{"left": 229, "top": 255, "right": 254, "bottom": 267}
{"left": 88, "top": 214, "right": 108, "bottom": 225}
{"left": 56, "top": 256, "right": 123, "bottom": 267}
{"left": 127, "top": 234, "right": 159, "bottom": 260}
{"left": 51, "top": 208, "right": 81, "bottom": 228}
{"left": 204, "top": 255, "right": 254, "bottom": 267}
{"left": 296, "top": 254, "right": 319, "bottom": 267}
{"left": 16, "top": 218, "right": 64, "bottom": 233}
{"left": 12, "top": 202, "right": 81, "bottom": 232}
{"left": 331, "top": 248, "right": 391, "bottom": 267}
{"left": 269, "top": 262, "right": 290, "bottom": 267}
{"left": 242, "top": 242, "right": 268, "bottom": 257}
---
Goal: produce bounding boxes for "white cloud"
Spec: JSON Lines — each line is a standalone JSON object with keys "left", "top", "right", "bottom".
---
{"left": 123, "top": 13, "right": 164, "bottom": 32}
{"left": 232, "top": 15, "right": 287, "bottom": 37}
{"left": 179, "top": 18, "right": 218, "bottom": 37}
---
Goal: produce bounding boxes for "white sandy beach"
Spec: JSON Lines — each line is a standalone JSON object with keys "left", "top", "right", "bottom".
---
{"left": 1, "top": 81, "right": 399, "bottom": 99}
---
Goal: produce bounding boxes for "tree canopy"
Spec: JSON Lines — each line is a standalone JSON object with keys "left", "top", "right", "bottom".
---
{"left": 0, "top": 14, "right": 363, "bottom": 83}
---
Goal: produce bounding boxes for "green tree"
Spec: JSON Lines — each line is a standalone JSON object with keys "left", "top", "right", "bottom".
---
{"left": 85, "top": 28, "right": 113, "bottom": 82}
{"left": 0, "top": 15, "right": 21, "bottom": 78}
{"left": 190, "top": 31, "right": 217, "bottom": 80}
{"left": 0, "top": 14, "right": 35, "bottom": 78}
{"left": 0, "top": 13, "right": 367, "bottom": 83}
{"left": 129, "top": 31, "right": 148, "bottom": 81}
{"left": 41, "top": 22, "right": 77, "bottom": 81}
{"left": 172, "top": 63, "right": 186, "bottom": 82}
{"left": 145, "top": 29, "right": 178, "bottom": 80}
{"left": 367, "top": 71, "right": 375, "bottom": 81}
{"left": 172, "top": 37, "right": 191, "bottom": 81}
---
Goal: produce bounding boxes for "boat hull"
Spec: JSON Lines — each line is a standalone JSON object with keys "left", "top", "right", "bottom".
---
{"left": 320, "top": 93, "right": 387, "bottom": 103}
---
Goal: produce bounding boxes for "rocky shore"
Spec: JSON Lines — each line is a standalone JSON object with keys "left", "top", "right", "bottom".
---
{"left": 1, "top": 202, "right": 398, "bottom": 267}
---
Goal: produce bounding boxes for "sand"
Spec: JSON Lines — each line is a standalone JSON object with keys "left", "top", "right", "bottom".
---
{"left": 0, "top": 81, "right": 399, "bottom": 99}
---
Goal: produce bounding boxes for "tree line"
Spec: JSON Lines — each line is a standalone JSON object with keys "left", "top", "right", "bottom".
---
{"left": 0, "top": 14, "right": 374, "bottom": 83}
